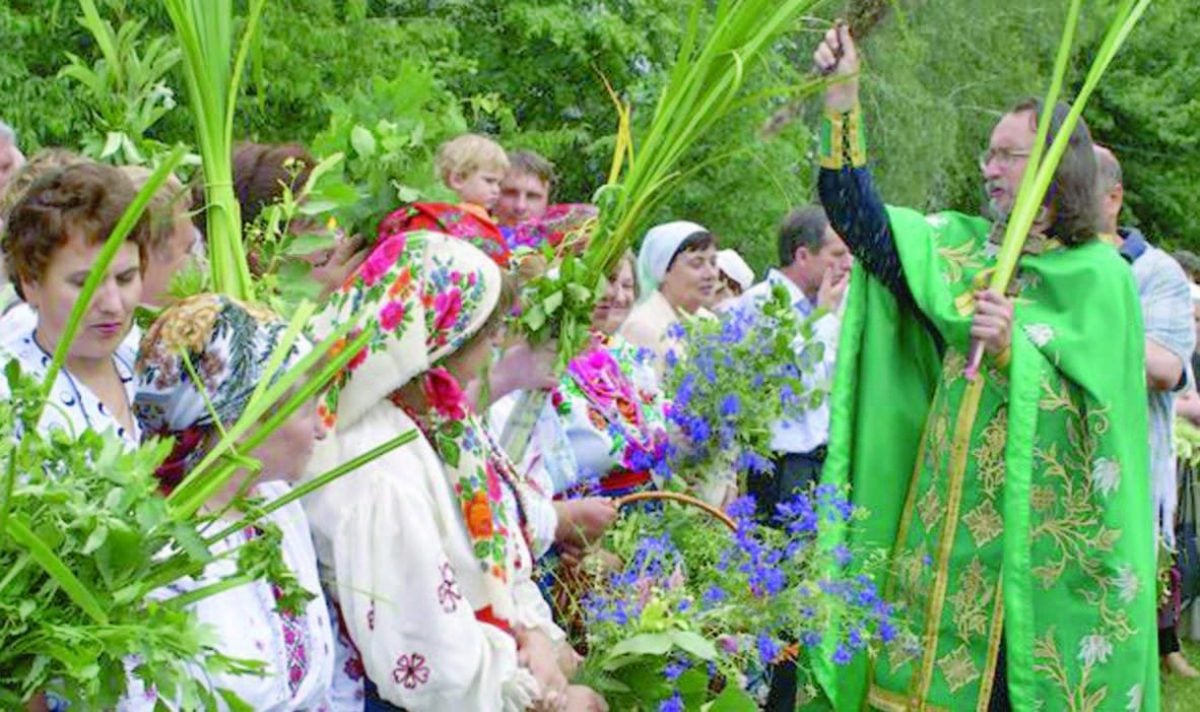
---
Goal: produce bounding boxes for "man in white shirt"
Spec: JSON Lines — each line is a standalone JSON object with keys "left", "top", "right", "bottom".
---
{"left": 738, "top": 206, "right": 851, "bottom": 509}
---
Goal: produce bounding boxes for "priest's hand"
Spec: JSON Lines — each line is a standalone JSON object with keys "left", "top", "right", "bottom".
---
{"left": 970, "top": 290, "right": 1013, "bottom": 357}
{"left": 814, "top": 20, "right": 860, "bottom": 114}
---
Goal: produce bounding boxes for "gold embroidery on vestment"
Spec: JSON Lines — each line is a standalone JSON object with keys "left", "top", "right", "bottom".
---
{"left": 963, "top": 499, "right": 1003, "bottom": 548}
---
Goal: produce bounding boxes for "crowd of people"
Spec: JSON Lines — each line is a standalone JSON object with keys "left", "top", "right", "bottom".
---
{"left": 0, "top": 24, "right": 1193, "bottom": 712}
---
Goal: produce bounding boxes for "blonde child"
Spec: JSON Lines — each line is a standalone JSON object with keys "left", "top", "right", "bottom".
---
{"left": 435, "top": 133, "right": 509, "bottom": 218}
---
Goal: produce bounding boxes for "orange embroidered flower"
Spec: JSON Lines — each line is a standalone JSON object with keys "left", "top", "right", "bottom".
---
{"left": 318, "top": 402, "right": 337, "bottom": 429}
{"left": 388, "top": 269, "right": 412, "bottom": 298}
{"left": 587, "top": 406, "right": 607, "bottom": 431}
{"left": 465, "top": 492, "right": 494, "bottom": 539}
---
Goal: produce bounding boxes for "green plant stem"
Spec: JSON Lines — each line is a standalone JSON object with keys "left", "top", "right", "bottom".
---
{"left": 202, "top": 429, "right": 419, "bottom": 545}
{"left": 165, "top": 574, "right": 255, "bottom": 609}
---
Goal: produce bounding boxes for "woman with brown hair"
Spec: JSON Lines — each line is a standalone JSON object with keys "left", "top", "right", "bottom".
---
{"left": 0, "top": 160, "right": 150, "bottom": 443}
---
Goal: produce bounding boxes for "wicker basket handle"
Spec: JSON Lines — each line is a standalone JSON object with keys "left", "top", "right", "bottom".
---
{"left": 614, "top": 491, "right": 737, "bottom": 531}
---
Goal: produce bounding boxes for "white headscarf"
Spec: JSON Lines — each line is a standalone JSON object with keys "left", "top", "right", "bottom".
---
{"left": 716, "top": 249, "right": 754, "bottom": 292}
{"left": 635, "top": 220, "right": 708, "bottom": 298}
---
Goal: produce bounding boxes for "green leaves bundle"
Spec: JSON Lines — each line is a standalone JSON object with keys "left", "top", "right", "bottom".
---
{"left": 516, "top": 0, "right": 826, "bottom": 361}
{"left": 162, "top": 0, "right": 262, "bottom": 300}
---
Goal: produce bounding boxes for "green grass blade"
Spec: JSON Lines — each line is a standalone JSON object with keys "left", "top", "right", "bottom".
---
{"left": 202, "top": 429, "right": 419, "bottom": 545}
{"left": 166, "top": 323, "right": 375, "bottom": 517}
{"left": 7, "top": 517, "right": 109, "bottom": 624}
{"left": 246, "top": 300, "right": 316, "bottom": 408}
{"left": 166, "top": 313, "right": 369, "bottom": 501}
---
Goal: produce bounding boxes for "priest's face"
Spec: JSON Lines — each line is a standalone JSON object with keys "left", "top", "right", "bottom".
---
{"left": 981, "top": 110, "right": 1036, "bottom": 220}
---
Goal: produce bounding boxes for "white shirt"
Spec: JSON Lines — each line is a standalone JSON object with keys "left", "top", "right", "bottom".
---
{"left": 302, "top": 403, "right": 550, "bottom": 711}
{"left": 120, "top": 482, "right": 347, "bottom": 711}
{"left": 0, "top": 304, "right": 142, "bottom": 446}
{"left": 735, "top": 269, "right": 840, "bottom": 455}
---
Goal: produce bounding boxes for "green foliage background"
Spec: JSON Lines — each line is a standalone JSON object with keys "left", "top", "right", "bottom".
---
{"left": 2, "top": 0, "right": 1196, "bottom": 267}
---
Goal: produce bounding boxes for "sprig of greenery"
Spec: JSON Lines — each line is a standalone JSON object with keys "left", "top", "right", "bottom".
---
{"left": 59, "top": 0, "right": 183, "bottom": 166}
{"left": 0, "top": 365, "right": 251, "bottom": 708}
{"left": 163, "top": 0, "right": 262, "bottom": 299}
{"left": 514, "top": 0, "right": 827, "bottom": 362}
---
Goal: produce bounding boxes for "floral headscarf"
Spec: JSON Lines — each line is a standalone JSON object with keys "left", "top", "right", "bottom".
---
{"left": 311, "top": 228, "right": 537, "bottom": 629}
{"left": 135, "top": 294, "right": 311, "bottom": 491}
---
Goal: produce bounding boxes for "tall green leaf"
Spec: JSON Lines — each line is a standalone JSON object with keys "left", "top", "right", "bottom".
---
{"left": 162, "top": 0, "right": 262, "bottom": 300}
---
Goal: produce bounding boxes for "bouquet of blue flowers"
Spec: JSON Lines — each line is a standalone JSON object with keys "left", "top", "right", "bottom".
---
{"left": 571, "top": 490, "right": 897, "bottom": 710}
{"left": 660, "top": 285, "right": 822, "bottom": 499}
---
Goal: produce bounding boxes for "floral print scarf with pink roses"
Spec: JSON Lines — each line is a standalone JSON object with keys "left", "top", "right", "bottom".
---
{"left": 312, "top": 228, "right": 534, "bottom": 630}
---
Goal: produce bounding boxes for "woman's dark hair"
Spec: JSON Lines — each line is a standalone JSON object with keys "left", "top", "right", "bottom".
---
{"left": 191, "top": 142, "right": 315, "bottom": 234}
{"left": 666, "top": 230, "right": 716, "bottom": 271}
{"left": 1007, "top": 98, "right": 1100, "bottom": 246}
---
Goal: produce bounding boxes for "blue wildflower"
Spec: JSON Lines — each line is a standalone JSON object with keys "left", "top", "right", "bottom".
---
{"left": 833, "top": 544, "right": 853, "bottom": 566}
{"left": 726, "top": 495, "right": 757, "bottom": 522}
{"left": 660, "top": 692, "right": 684, "bottom": 712}
{"left": 701, "top": 584, "right": 727, "bottom": 608}
{"left": 802, "top": 631, "right": 822, "bottom": 647}
{"left": 833, "top": 644, "right": 853, "bottom": 665}
{"left": 756, "top": 633, "right": 781, "bottom": 666}
{"left": 664, "top": 657, "right": 691, "bottom": 681}
{"left": 735, "top": 451, "right": 773, "bottom": 475}
{"left": 879, "top": 621, "right": 897, "bottom": 643}
{"left": 675, "top": 373, "right": 696, "bottom": 408}
{"left": 664, "top": 349, "right": 679, "bottom": 370}
{"left": 666, "top": 322, "right": 687, "bottom": 340}
{"left": 680, "top": 414, "right": 711, "bottom": 443}
{"left": 720, "top": 393, "right": 740, "bottom": 417}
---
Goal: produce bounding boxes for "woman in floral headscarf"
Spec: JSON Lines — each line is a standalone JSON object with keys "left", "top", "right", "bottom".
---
{"left": 127, "top": 294, "right": 352, "bottom": 710}
{"left": 302, "top": 229, "right": 606, "bottom": 711}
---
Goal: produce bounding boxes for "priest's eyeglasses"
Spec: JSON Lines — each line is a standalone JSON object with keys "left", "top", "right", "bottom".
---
{"left": 979, "top": 147, "right": 1032, "bottom": 170}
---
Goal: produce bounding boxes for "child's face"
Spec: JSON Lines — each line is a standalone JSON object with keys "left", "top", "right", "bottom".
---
{"left": 449, "top": 167, "right": 505, "bottom": 211}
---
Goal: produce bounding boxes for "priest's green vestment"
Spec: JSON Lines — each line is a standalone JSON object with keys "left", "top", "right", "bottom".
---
{"left": 817, "top": 206, "right": 1159, "bottom": 712}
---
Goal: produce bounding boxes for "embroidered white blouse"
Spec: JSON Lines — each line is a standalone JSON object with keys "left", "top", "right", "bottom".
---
{"left": 302, "top": 403, "right": 559, "bottom": 711}
{"left": 120, "top": 481, "right": 349, "bottom": 711}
